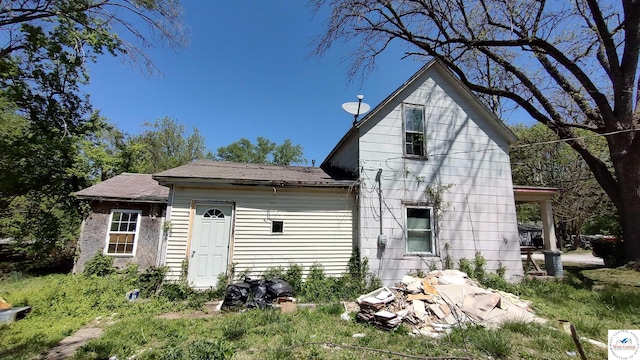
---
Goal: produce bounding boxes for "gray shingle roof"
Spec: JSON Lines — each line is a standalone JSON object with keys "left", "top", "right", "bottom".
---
{"left": 153, "top": 160, "right": 354, "bottom": 188}
{"left": 75, "top": 173, "right": 169, "bottom": 202}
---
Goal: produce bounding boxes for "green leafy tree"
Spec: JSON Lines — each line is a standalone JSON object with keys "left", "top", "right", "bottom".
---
{"left": 216, "top": 137, "right": 306, "bottom": 166}
{"left": 126, "top": 117, "right": 211, "bottom": 173}
{"left": 0, "top": 1, "right": 183, "bottom": 270}
{"left": 313, "top": 0, "right": 640, "bottom": 262}
{"left": 0, "top": 0, "right": 183, "bottom": 197}
{"left": 511, "top": 124, "right": 619, "bottom": 248}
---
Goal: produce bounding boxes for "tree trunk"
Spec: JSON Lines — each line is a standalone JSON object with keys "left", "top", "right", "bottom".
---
{"left": 610, "top": 139, "right": 640, "bottom": 264}
{"left": 617, "top": 183, "right": 640, "bottom": 263}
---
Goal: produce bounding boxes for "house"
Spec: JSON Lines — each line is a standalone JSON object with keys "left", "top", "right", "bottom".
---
{"left": 74, "top": 59, "right": 530, "bottom": 284}
{"left": 73, "top": 173, "right": 168, "bottom": 273}
{"left": 321, "top": 59, "right": 523, "bottom": 283}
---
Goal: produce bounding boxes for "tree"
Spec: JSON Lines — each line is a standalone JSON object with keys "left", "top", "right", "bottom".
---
{"left": 126, "top": 117, "right": 211, "bottom": 173}
{"left": 216, "top": 137, "right": 306, "bottom": 166}
{"left": 510, "top": 124, "right": 619, "bottom": 248}
{"left": 313, "top": 0, "right": 640, "bottom": 262}
{"left": 0, "top": 0, "right": 184, "bottom": 198}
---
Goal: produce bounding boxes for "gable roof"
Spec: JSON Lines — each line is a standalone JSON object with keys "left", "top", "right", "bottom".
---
{"left": 153, "top": 160, "right": 354, "bottom": 188}
{"left": 322, "top": 59, "right": 517, "bottom": 169}
{"left": 75, "top": 173, "right": 169, "bottom": 203}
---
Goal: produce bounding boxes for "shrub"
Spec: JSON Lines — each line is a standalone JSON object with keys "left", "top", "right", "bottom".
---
{"left": 301, "top": 263, "right": 340, "bottom": 302}
{"left": 160, "top": 283, "right": 190, "bottom": 301}
{"left": 474, "top": 252, "right": 487, "bottom": 282}
{"left": 458, "top": 258, "right": 474, "bottom": 278}
{"left": 136, "top": 266, "right": 167, "bottom": 298}
{"left": 284, "top": 263, "right": 303, "bottom": 294}
{"left": 83, "top": 252, "right": 115, "bottom": 276}
{"left": 263, "top": 266, "right": 286, "bottom": 280}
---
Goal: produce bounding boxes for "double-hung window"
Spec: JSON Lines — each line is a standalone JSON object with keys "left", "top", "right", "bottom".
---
{"left": 406, "top": 207, "right": 434, "bottom": 254}
{"left": 403, "top": 104, "right": 426, "bottom": 157}
{"left": 105, "top": 210, "right": 141, "bottom": 256}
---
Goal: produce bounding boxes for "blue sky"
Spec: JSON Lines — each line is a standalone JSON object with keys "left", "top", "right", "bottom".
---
{"left": 83, "top": 1, "right": 512, "bottom": 165}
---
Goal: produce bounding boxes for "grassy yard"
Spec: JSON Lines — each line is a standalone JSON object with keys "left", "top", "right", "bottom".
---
{"left": 2, "top": 266, "right": 639, "bottom": 360}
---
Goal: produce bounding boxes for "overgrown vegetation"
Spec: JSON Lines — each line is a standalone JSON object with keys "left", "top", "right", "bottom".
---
{"left": 4, "top": 262, "right": 636, "bottom": 359}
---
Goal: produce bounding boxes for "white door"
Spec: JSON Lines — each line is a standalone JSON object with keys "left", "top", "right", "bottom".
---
{"left": 188, "top": 204, "right": 232, "bottom": 288}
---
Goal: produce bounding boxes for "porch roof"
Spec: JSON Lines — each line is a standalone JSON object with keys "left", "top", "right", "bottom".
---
{"left": 513, "top": 185, "right": 558, "bottom": 203}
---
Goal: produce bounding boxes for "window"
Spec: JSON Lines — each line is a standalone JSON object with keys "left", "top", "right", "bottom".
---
{"left": 403, "top": 104, "right": 426, "bottom": 157}
{"left": 204, "top": 208, "right": 225, "bottom": 218}
{"left": 105, "top": 210, "right": 141, "bottom": 256}
{"left": 406, "top": 207, "right": 434, "bottom": 254}
{"left": 271, "top": 221, "right": 284, "bottom": 233}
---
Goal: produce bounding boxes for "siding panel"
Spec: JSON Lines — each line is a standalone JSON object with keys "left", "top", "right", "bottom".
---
{"left": 165, "top": 186, "right": 356, "bottom": 281}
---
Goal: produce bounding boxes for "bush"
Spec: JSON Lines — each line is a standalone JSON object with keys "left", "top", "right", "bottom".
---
{"left": 458, "top": 258, "right": 474, "bottom": 278}
{"left": 83, "top": 252, "right": 115, "bottom": 276}
{"left": 301, "top": 263, "right": 340, "bottom": 302}
{"left": 284, "top": 263, "right": 303, "bottom": 294}
{"left": 136, "top": 266, "right": 167, "bottom": 298}
{"left": 160, "top": 283, "right": 190, "bottom": 301}
{"left": 474, "top": 252, "right": 487, "bottom": 282}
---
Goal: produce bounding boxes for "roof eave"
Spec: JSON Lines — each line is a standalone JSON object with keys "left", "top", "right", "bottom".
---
{"left": 153, "top": 176, "right": 354, "bottom": 189}
{"left": 74, "top": 195, "right": 168, "bottom": 203}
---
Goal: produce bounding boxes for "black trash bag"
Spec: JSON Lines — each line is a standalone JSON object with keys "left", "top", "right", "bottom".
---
{"left": 245, "top": 278, "right": 271, "bottom": 309}
{"left": 266, "top": 279, "right": 295, "bottom": 298}
{"left": 221, "top": 282, "right": 251, "bottom": 309}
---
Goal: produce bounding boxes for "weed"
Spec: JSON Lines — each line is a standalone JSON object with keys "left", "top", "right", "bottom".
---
{"left": 284, "top": 263, "right": 303, "bottom": 294}
{"left": 263, "top": 266, "right": 286, "bottom": 280}
{"left": 317, "top": 302, "right": 344, "bottom": 316}
{"left": 496, "top": 261, "right": 506, "bottom": 278}
{"left": 458, "top": 257, "right": 473, "bottom": 278}
{"left": 160, "top": 283, "right": 190, "bottom": 301}
{"left": 471, "top": 329, "right": 512, "bottom": 359}
{"left": 136, "top": 266, "right": 167, "bottom": 298}
{"left": 474, "top": 252, "right": 486, "bottom": 282}
{"left": 183, "top": 338, "right": 235, "bottom": 360}
{"left": 221, "top": 317, "right": 248, "bottom": 341}
{"left": 83, "top": 252, "right": 114, "bottom": 276}
{"left": 500, "top": 319, "right": 538, "bottom": 336}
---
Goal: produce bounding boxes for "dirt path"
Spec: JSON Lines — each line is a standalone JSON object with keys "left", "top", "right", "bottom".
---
{"left": 43, "top": 327, "right": 104, "bottom": 360}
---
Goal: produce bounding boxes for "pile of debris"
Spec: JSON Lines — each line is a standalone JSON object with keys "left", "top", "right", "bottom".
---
{"left": 354, "top": 270, "right": 538, "bottom": 337}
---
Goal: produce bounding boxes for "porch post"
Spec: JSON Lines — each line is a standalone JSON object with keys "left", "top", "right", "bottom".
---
{"left": 540, "top": 199, "right": 562, "bottom": 277}
{"left": 540, "top": 200, "right": 557, "bottom": 251}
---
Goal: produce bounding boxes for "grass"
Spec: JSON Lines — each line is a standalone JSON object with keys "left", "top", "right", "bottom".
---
{"left": 4, "top": 265, "right": 640, "bottom": 359}
{"left": 581, "top": 267, "right": 640, "bottom": 287}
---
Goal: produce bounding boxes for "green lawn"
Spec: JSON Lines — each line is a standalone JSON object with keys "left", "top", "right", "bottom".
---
{"left": 3, "top": 267, "right": 639, "bottom": 359}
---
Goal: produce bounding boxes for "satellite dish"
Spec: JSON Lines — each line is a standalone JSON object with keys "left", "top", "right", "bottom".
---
{"left": 342, "top": 102, "right": 371, "bottom": 115}
{"left": 342, "top": 95, "right": 370, "bottom": 124}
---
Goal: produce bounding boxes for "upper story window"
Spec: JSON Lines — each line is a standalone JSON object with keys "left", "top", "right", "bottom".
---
{"left": 403, "top": 104, "right": 426, "bottom": 157}
{"left": 105, "top": 210, "right": 141, "bottom": 256}
{"left": 406, "top": 207, "right": 435, "bottom": 254}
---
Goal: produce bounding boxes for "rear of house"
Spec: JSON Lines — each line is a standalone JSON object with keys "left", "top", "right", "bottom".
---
{"left": 154, "top": 161, "right": 356, "bottom": 289}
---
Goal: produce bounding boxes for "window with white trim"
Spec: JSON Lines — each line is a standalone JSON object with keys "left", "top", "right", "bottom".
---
{"left": 403, "top": 104, "right": 426, "bottom": 157}
{"left": 105, "top": 210, "right": 141, "bottom": 255}
{"left": 405, "top": 207, "right": 434, "bottom": 254}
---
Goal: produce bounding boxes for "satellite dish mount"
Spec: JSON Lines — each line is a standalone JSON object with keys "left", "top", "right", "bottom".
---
{"left": 342, "top": 95, "right": 371, "bottom": 125}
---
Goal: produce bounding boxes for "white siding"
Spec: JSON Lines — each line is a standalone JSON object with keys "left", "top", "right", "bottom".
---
{"left": 357, "top": 67, "right": 523, "bottom": 284}
{"left": 164, "top": 186, "right": 356, "bottom": 282}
